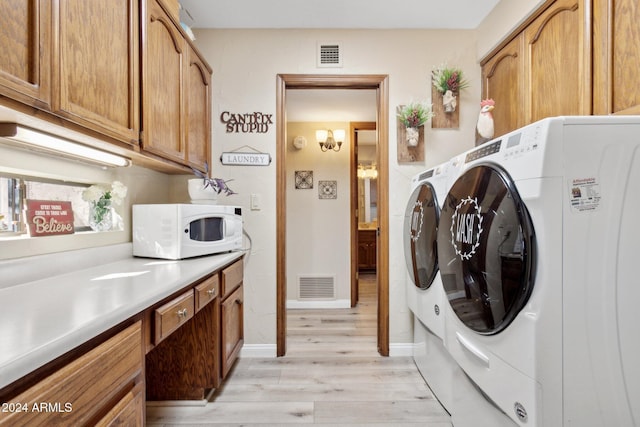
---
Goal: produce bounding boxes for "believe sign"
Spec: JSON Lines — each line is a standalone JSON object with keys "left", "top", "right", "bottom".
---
{"left": 26, "top": 200, "right": 75, "bottom": 237}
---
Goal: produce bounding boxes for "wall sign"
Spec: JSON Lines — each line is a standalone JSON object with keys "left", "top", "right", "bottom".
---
{"left": 221, "top": 151, "right": 271, "bottom": 166}
{"left": 220, "top": 145, "right": 271, "bottom": 166}
{"left": 220, "top": 111, "right": 273, "bottom": 133}
{"left": 26, "top": 200, "right": 74, "bottom": 237}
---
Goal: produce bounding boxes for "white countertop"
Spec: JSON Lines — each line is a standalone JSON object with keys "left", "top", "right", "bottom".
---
{"left": 0, "top": 250, "right": 243, "bottom": 390}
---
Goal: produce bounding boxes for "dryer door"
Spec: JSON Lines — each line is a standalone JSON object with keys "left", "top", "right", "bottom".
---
{"left": 404, "top": 182, "right": 440, "bottom": 289}
{"left": 438, "top": 164, "right": 536, "bottom": 334}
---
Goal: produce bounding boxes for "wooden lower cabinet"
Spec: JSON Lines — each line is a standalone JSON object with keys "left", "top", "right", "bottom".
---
{"left": 0, "top": 321, "right": 144, "bottom": 427}
{"left": 146, "top": 258, "right": 243, "bottom": 399}
{"left": 145, "top": 290, "right": 220, "bottom": 401}
{"left": 358, "top": 229, "right": 377, "bottom": 271}
{"left": 221, "top": 284, "right": 244, "bottom": 379}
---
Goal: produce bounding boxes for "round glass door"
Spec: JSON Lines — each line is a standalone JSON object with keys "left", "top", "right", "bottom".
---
{"left": 404, "top": 182, "right": 440, "bottom": 289}
{"left": 437, "top": 164, "right": 536, "bottom": 334}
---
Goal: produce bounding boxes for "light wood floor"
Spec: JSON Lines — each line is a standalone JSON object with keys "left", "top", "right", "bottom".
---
{"left": 146, "top": 273, "right": 452, "bottom": 426}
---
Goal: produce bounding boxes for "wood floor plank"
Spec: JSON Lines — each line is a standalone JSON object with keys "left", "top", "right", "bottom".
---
{"left": 146, "top": 273, "right": 452, "bottom": 426}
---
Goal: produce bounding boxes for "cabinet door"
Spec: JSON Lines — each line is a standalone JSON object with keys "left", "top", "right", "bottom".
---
{"left": 481, "top": 34, "right": 525, "bottom": 138}
{"left": 141, "top": 0, "right": 186, "bottom": 163}
{"left": 221, "top": 284, "right": 243, "bottom": 379}
{"left": 524, "top": 0, "right": 591, "bottom": 122}
{"left": 53, "top": 0, "right": 139, "bottom": 145}
{"left": 593, "top": 0, "right": 640, "bottom": 114}
{"left": 0, "top": 0, "right": 51, "bottom": 108}
{"left": 186, "top": 45, "right": 211, "bottom": 171}
{"left": 0, "top": 322, "right": 143, "bottom": 427}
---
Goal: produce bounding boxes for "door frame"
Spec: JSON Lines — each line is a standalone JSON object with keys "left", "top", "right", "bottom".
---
{"left": 276, "top": 74, "right": 390, "bottom": 356}
{"left": 350, "top": 121, "right": 377, "bottom": 308}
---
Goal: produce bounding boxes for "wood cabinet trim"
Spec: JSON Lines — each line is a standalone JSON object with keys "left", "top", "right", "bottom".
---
{"left": 149, "top": 13, "right": 183, "bottom": 53}
{"left": 530, "top": 2, "right": 579, "bottom": 44}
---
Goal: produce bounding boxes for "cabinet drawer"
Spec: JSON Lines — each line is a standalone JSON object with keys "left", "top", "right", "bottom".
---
{"left": 0, "top": 322, "right": 143, "bottom": 427}
{"left": 154, "top": 290, "right": 194, "bottom": 344}
{"left": 221, "top": 259, "right": 243, "bottom": 298}
{"left": 195, "top": 274, "right": 219, "bottom": 312}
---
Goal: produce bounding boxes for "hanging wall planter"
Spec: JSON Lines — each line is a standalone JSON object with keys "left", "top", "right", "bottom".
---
{"left": 396, "top": 101, "right": 433, "bottom": 163}
{"left": 431, "top": 65, "right": 469, "bottom": 129}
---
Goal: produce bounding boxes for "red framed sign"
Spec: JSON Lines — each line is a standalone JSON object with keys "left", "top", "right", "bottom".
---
{"left": 26, "top": 200, "right": 75, "bottom": 237}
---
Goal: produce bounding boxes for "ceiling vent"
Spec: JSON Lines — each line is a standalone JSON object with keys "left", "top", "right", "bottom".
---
{"left": 317, "top": 42, "right": 343, "bottom": 68}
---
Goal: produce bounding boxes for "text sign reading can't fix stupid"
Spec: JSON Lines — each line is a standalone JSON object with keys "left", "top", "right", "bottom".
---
{"left": 220, "top": 111, "right": 273, "bottom": 133}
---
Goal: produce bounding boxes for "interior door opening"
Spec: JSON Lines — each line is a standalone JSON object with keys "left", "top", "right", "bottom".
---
{"left": 276, "top": 74, "right": 389, "bottom": 357}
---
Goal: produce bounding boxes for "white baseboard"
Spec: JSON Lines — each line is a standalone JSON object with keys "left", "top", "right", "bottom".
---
{"left": 286, "top": 299, "right": 351, "bottom": 309}
{"left": 239, "top": 344, "right": 277, "bottom": 358}
{"left": 389, "top": 342, "right": 415, "bottom": 357}
{"left": 239, "top": 343, "right": 414, "bottom": 358}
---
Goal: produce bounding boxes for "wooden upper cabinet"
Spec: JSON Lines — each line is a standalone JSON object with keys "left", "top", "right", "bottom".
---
{"left": 523, "top": 0, "right": 591, "bottom": 122}
{"left": 186, "top": 45, "right": 212, "bottom": 171}
{"left": 0, "top": 0, "right": 51, "bottom": 109}
{"left": 593, "top": 0, "right": 640, "bottom": 115}
{"left": 481, "top": 34, "right": 525, "bottom": 138}
{"left": 53, "top": 0, "right": 140, "bottom": 146}
{"left": 141, "top": 0, "right": 186, "bottom": 164}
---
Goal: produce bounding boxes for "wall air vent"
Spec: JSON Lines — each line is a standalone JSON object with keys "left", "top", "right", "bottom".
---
{"left": 317, "top": 42, "right": 343, "bottom": 68}
{"left": 298, "top": 275, "right": 336, "bottom": 300}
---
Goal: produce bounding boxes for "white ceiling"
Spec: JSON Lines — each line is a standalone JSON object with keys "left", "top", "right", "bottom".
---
{"left": 179, "top": 0, "right": 500, "bottom": 30}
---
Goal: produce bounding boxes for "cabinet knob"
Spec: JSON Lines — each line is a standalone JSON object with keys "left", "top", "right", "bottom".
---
{"left": 207, "top": 289, "right": 216, "bottom": 296}
{"left": 177, "top": 308, "right": 188, "bottom": 318}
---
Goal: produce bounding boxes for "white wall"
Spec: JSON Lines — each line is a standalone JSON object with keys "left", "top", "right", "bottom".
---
{"left": 286, "top": 122, "right": 351, "bottom": 305}
{"left": 193, "top": 28, "right": 481, "bottom": 349}
{"left": 477, "top": 0, "right": 547, "bottom": 57}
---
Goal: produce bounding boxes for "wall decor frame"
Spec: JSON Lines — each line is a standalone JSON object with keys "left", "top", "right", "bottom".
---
{"left": 318, "top": 180, "right": 337, "bottom": 199}
{"left": 294, "top": 170, "right": 313, "bottom": 189}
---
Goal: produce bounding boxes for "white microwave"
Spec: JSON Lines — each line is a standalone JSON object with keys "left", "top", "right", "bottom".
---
{"left": 132, "top": 204, "right": 243, "bottom": 260}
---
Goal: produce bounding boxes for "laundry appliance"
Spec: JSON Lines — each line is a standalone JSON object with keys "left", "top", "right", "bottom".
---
{"left": 403, "top": 160, "right": 459, "bottom": 412}
{"left": 437, "top": 116, "right": 640, "bottom": 426}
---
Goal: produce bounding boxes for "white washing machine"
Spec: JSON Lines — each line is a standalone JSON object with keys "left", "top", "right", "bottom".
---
{"left": 438, "top": 116, "right": 640, "bottom": 426}
{"left": 403, "top": 160, "right": 458, "bottom": 413}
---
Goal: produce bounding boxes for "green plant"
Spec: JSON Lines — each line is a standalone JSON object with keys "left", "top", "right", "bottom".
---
{"left": 432, "top": 65, "right": 469, "bottom": 94}
{"left": 397, "top": 101, "right": 434, "bottom": 127}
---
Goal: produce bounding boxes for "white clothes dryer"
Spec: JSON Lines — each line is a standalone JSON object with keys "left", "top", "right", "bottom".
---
{"left": 403, "top": 160, "right": 458, "bottom": 412}
{"left": 438, "top": 116, "right": 640, "bottom": 426}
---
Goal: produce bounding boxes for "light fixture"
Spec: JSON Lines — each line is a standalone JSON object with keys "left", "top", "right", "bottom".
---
{"left": 357, "top": 163, "right": 378, "bottom": 180}
{"left": 316, "top": 129, "right": 345, "bottom": 152}
{"left": 0, "top": 123, "right": 130, "bottom": 167}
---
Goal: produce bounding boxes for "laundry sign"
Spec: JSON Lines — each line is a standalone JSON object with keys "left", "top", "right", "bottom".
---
{"left": 220, "top": 146, "right": 272, "bottom": 166}
{"left": 26, "top": 200, "right": 74, "bottom": 236}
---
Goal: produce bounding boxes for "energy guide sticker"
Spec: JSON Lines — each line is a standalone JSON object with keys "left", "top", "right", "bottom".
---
{"left": 569, "top": 177, "right": 601, "bottom": 213}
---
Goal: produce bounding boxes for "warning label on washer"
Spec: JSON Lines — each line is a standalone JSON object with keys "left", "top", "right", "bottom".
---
{"left": 569, "top": 177, "right": 601, "bottom": 213}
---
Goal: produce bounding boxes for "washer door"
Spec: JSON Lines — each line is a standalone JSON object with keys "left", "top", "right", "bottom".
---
{"left": 404, "top": 182, "right": 440, "bottom": 289}
{"left": 438, "top": 164, "right": 536, "bottom": 334}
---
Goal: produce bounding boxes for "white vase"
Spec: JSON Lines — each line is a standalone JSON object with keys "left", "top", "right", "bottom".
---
{"left": 405, "top": 126, "right": 420, "bottom": 147}
{"left": 188, "top": 179, "right": 218, "bottom": 204}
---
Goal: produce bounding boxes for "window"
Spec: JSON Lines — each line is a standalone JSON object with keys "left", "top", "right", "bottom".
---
{"left": 0, "top": 175, "right": 92, "bottom": 236}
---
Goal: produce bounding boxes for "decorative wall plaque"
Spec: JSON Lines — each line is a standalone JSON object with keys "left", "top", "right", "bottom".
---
{"left": 295, "top": 170, "right": 313, "bottom": 189}
{"left": 318, "top": 181, "right": 337, "bottom": 199}
{"left": 26, "top": 200, "right": 74, "bottom": 237}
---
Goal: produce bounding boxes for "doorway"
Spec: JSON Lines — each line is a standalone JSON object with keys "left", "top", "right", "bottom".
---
{"left": 350, "top": 122, "right": 377, "bottom": 308}
{"left": 276, "top": 74, "right": 390, "bottom": 357}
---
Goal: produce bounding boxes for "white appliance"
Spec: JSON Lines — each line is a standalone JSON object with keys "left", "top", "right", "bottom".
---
{"left": 132, "top": 204, "right": 243, "bottom": 260}
{"left": 437, "top": 116, "right": 640, "bottom": 426}
{"left": 403, "top": 160, "right": 459, "bottom": 413}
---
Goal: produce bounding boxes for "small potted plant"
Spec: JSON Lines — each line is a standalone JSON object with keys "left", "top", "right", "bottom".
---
{"left": 397, "top": 101, "right": 434, "bottom": 146}
{"left": 189, "top": 163, "right": 236, "bottom": 204}
{"left": 432, "top": 65, "right": 469, "bottom": 113}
